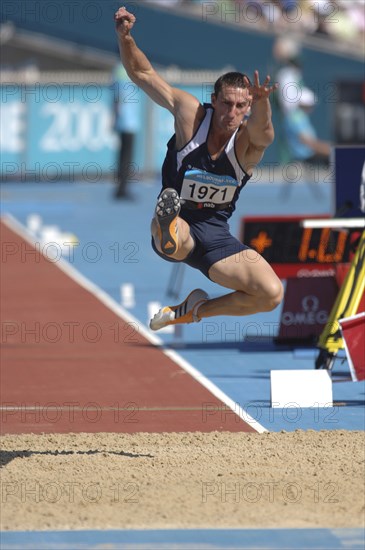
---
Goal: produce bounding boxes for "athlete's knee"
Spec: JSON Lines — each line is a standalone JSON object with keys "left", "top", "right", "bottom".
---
{"left": 261, "top": 279, "right": 284, "bottom": 311}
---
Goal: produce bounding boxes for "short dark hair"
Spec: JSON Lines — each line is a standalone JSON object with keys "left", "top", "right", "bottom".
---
{"left": 213, "top": 72, "right": 251, "bottom": 97}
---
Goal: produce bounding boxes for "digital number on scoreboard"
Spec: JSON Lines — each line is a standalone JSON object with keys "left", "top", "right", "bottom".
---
{"left": 240, "top": 216, "right": 362, "bottom": 278}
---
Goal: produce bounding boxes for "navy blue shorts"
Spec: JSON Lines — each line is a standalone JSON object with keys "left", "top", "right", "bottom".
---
{"left": 151, "top": 214, "right": 249, "bottom": 280}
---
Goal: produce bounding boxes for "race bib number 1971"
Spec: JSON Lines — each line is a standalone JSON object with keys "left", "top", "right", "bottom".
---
{"left": 180, "top": 169, "right": 238, "bottom": 205}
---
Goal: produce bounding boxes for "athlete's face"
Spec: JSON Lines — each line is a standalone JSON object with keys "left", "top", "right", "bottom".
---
{"left": 211, "top": 86, "right": 252, "bottom": 132}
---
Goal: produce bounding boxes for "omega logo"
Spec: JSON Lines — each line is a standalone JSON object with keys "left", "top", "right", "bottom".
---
{"left": 281, "top": 295, "right": 328, "bottom": 326}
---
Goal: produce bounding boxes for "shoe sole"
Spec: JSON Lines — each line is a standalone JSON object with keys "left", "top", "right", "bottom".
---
{"left": 156, "top": 188, "right": 180, "bottom": 255}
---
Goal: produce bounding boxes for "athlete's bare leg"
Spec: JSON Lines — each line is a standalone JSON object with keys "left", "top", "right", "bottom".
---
{"left": 197, "top": 249, "right": 284, "bottom": 317}
{"left": 151, "top": 228, "right": 283, "bottom": 319}
{"left": 151, "top": 209, "right": 283, "bottom": 329}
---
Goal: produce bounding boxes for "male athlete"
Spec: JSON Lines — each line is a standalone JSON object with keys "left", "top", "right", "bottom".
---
{"left": 115, "top": 7, "right": 284, "bottom": 331}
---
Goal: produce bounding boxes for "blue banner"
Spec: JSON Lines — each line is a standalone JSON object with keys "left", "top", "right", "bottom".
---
{"left": 1, "top": 83, "right": 147, "bottom": 181}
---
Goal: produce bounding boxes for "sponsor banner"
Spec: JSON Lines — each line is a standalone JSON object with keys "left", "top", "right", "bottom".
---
{"left": 277, "top": 277, "right": 338, "bottom": 343}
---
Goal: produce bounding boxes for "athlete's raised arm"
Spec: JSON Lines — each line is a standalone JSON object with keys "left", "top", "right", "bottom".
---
{"left": 114, "top": 6, "right": 201, "bottom": 125}
{"left": 238, "top": 71, "right": 277, "bottom": 169}
{"left": 246, "top": 71, "right": 276, "bottom": 143}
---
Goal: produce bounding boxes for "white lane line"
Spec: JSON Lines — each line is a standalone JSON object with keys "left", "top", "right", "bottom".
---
{"left": 2, "top": 213, "right": 267, "bottom": 433}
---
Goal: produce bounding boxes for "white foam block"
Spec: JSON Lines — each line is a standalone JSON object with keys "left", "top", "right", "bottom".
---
{"left": 270, "top": 370, "right": 333, "bottom": 408}
{"left": 26, "top": 213, "right": 42, "bottom": 235}
{"left": 120, "top": 283, "right": 135, "bottom": 308}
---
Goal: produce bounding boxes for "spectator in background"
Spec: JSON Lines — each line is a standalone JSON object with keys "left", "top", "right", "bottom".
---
{"left": 273, "top": 36, "right": 303, "bottom": 115}
{"left": 283, "top": 87, "right": 331, "bottom": 167}
{"left": 281, "top": 86, "right": 331, "bottom": 198}
{"left": 176, "top": 0, "right": 363, "bottom": 53}
{"left": 112, "top": 62, "right": 141, "bottom": 200}
{"left": 272, "top": 35, "right": 304, "bottom": 164}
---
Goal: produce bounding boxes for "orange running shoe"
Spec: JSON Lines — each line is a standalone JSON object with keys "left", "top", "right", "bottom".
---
{"left": 155, "top": 188, "right": 180, "bottom": 255}
{"left": 149, "top": 289, "right": 208, "bottom": 331}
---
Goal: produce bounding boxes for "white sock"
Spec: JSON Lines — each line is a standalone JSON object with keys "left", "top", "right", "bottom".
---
{"left": 192, "top": 300, "right": 206, "bottom": 323}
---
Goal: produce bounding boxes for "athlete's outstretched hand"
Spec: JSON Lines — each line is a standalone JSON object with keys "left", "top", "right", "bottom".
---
{"left": 115, "top": 6, "right": 136, "bottom": 38}
{"left": 244, "top": 70, "right": 278, "bottom": 103}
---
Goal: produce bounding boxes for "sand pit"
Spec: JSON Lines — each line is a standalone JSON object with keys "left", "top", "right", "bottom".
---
{"left": 1, "top": 430, "right": 364, "bottom": 531}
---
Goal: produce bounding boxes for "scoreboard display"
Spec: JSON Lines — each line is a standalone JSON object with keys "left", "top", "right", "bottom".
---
{"left": 240, "top": 216, "right": 363, "bottom": 278}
